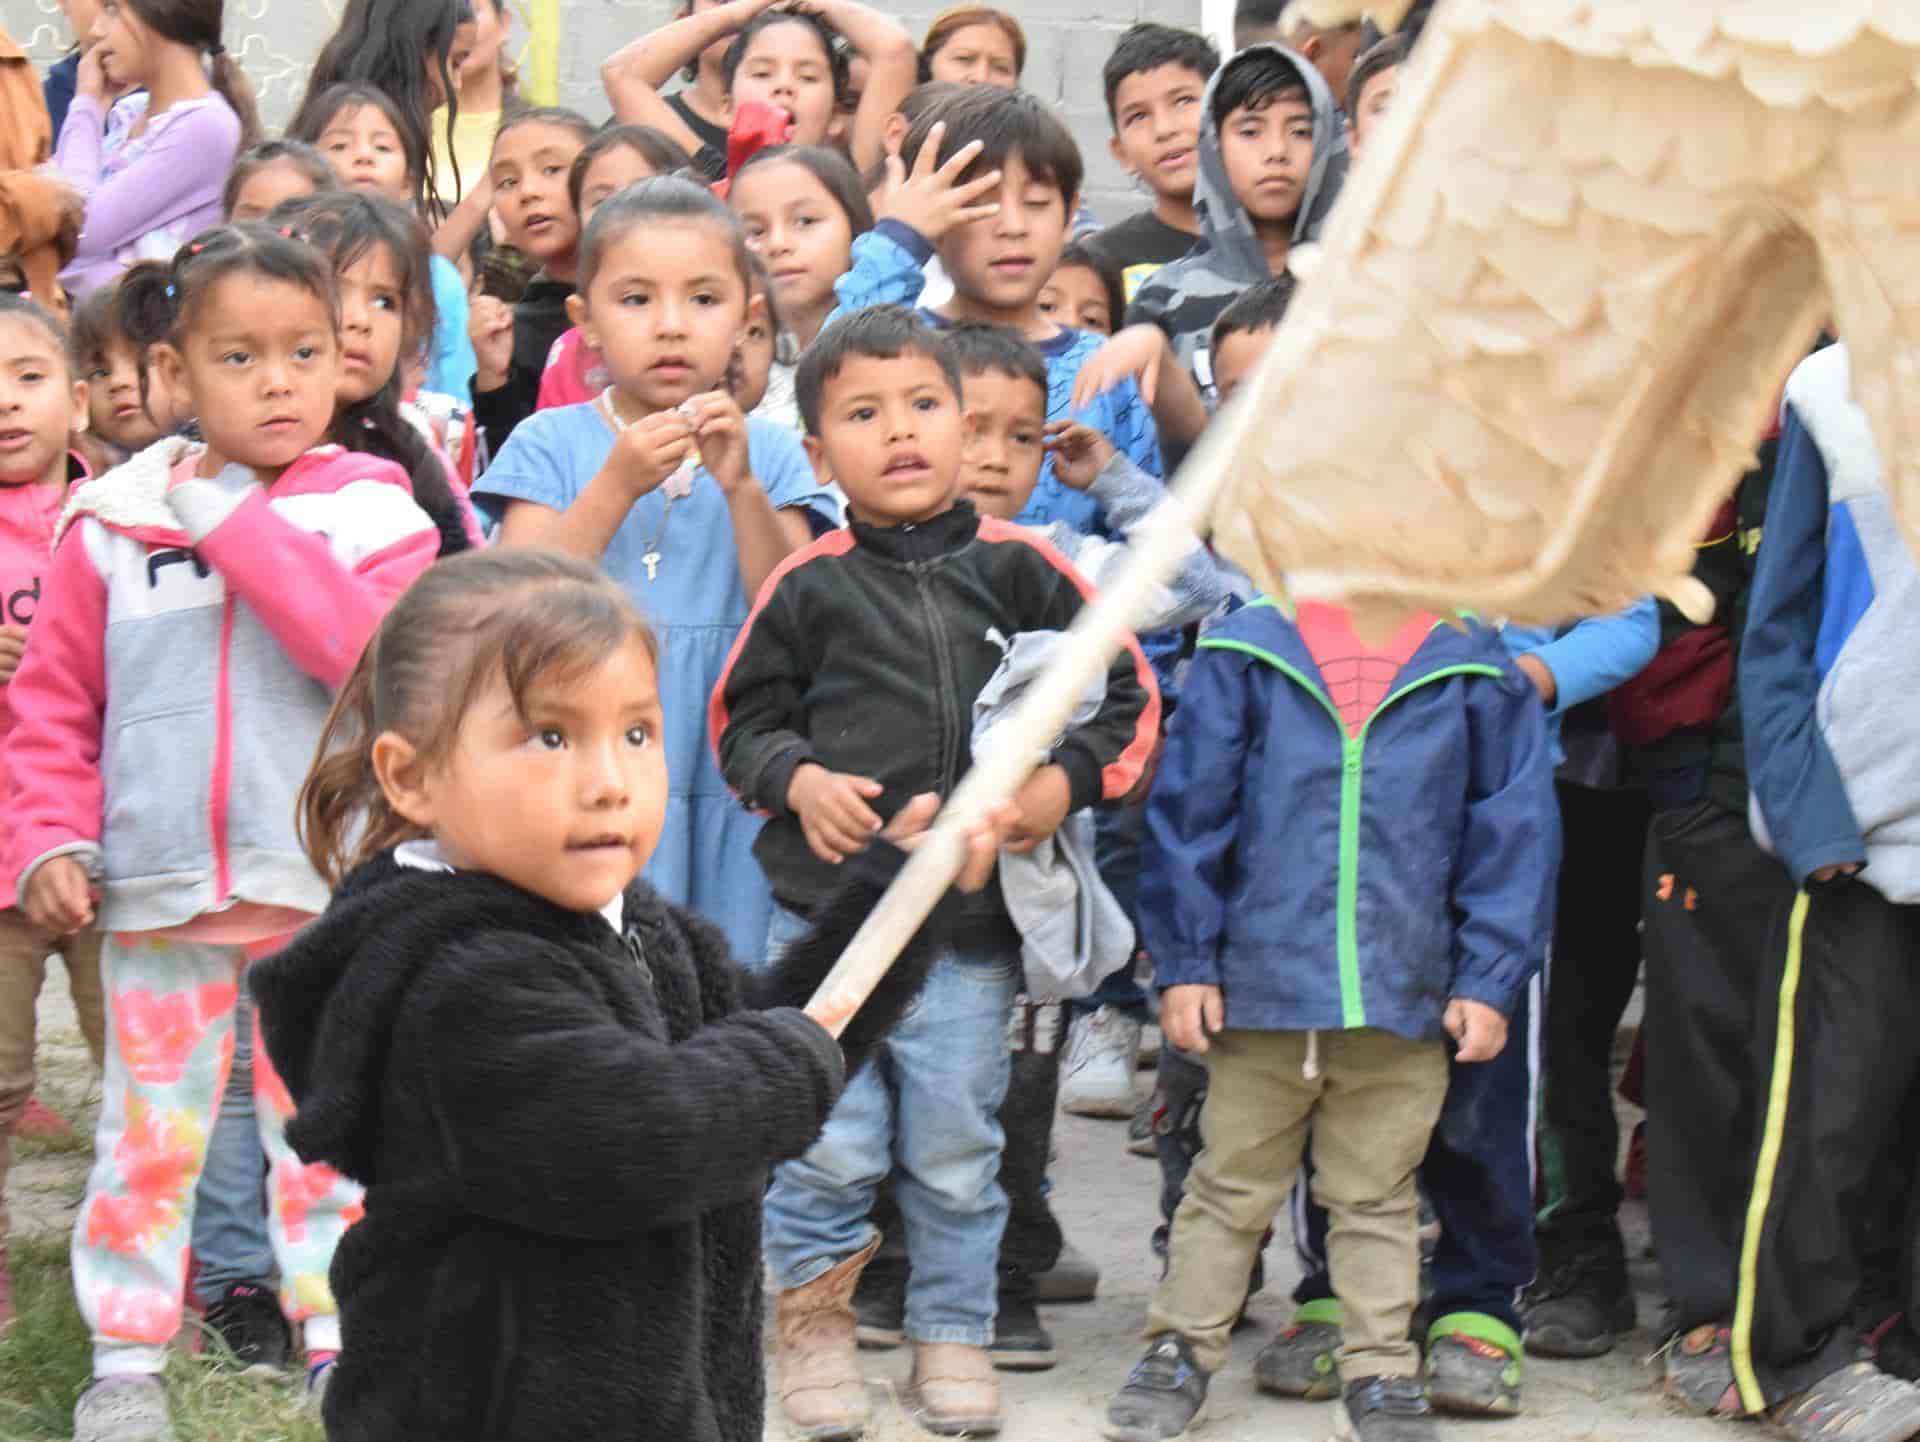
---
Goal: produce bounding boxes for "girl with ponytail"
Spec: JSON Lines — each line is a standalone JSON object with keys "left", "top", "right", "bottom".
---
{"left": 53, "top": 0, "right": 254, "bottom": 298}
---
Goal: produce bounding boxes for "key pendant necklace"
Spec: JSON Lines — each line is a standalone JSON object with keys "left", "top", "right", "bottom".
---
{"left": 599, "top": 387, "right": 694, "bottom": 583}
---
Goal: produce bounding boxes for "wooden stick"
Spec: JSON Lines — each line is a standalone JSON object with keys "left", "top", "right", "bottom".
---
{"left": 803, "top": 408, "right": 1252, "bottom": 1037}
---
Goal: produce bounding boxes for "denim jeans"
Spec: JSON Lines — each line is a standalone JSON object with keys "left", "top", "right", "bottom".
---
{"left": 762, "top": 905, "right": 1017, "bottom": 1345}
{"left": 189, "top": 988, "right": 275, "bottom": 1305}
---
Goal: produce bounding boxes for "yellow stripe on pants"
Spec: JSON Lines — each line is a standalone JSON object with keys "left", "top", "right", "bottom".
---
{"left": 1732, "top": 888, "right": 1810, "bottom": 1414}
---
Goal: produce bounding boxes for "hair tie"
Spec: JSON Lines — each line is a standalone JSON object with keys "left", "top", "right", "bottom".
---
{"left": 164, "top": 283, "right": 176, "bottom": 299}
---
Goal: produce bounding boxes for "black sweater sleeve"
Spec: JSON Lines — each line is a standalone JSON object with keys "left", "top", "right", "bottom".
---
{"left": 472, "top": 361, "right": 540, "bottom": 454}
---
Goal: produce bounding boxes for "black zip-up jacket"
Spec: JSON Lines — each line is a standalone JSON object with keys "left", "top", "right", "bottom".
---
{"left": 472, "top": 272, "right": 573, "bottom": 453}
{"left": 250, "top": 845, "right": 948, "bottom": 1442}
{"left": 712, "top": 500, "right": 1161, "bottom": 927}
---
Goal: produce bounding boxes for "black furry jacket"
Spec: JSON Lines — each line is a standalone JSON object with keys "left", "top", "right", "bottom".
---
{"left": 250, "top": 845, "right": 942, "bottom": 1442}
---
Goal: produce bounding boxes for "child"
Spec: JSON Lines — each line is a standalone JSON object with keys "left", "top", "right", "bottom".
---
{"left": 664, "top": 0, "right": 736, "bottom": 182}
{"left": 1087, "top": 25, "right": 1219, "bottom": 303}
{"left": 0, "top": 293, "right": 107, "bottom": 1332}
{"left": 69, "top": 278, "right": 184, "bottom": 457}
{"left": 1125, "top": 42, "right": 1346, "bottom": 404}
{"left": 732, "top": 251, "right": 791, "bottom": 428}
{"left": 831, "top": 84, "right": 1164, "bottom": 538}
{"left": 536, "top": 124, "right": 694, "bottom": 413}
{"left": 1209, "top": 272, "right": 1293, "bottom": 407}
{"left": 732, "top": 144, "right": 877, "bottom": 352}
{"left": 222, "top": 137, "right": 332, "bottom": 224}
{"left": 714, "top": 305, "right": 1159, "bottom": 1438}
{"left": 1234, "top": 0, "right": 1286, "bottom": 50}
{"left": 1104, "top": 593, "right": 1555, "bottom": 1442}
{"left": 1345, "top": 32, "right": 1404, "bottom": 160}
{"left": 4, "top": 223, "right": 441, "bottom": 1442}
{"left": 296, "top": 83, "right": 475, "bottom": 406}
{"left": 478, "top": 177, "right": 832, "bottom": 964}
{"left": 247, "top": 546, "right": 1009, "bottom": 1441}
{"left": 602, "top": 0, "right": 917, "bottom": 181}
{"left": 921, "top": 6, "right": 1025, "bottom": 88}
{"left": 432, "top": 0, "right": 515, "bottom": 207}
{"left": 1276, "top": 2, "right": 1368, "bottom": 117}
{"left": 469, "top": 106, "right": 595, "bottom": 450}
{"left": 54, "top": 0, "right": 257, "bottom": 298}
{"left": 1038, "top": 243, "right": 1126, "bottom": 337}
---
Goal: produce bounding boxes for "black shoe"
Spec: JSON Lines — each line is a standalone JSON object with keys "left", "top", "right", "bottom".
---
{"left": 853, "top": 1260, "right": 905, "bottom": 1349}
{"left": 202, "top": 1282, "right": 291, "bottom": 1373}
{"left": 1104, "top": 1334, "right": 1209, "bottom": 1442}
{"left": 1521, "top": 1244, "right": 1635, "bottom": 1358}
{"left": 1334, "top": 1375, "right": 1439, "bottom": 1442}
{"left": 990, "top": 1287, "right": 1057, "bottom": 1371}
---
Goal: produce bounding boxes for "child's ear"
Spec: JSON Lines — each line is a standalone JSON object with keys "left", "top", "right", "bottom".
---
{"left": 565, "top": 291, "right": 593, "bottom": 350}
{"left": 802, "top": 433, "right": 834, "bottom": 489}
{"left": 371, "top": 730, "right": 437, "bottom": 832}
{"left": 69, "top": 377, "right": 88, "bottom": 434}
{"left": 150, "top": 343, "right": 188, "bottom": 414}
{"left": 1108, "top": 135, "right": 1131, "bottom": 177}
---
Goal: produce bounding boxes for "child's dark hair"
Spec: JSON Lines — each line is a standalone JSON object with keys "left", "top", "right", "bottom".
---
{"left": 567, "top": 125, "right": 693, "bottom": 214}
{"left": 493, "top": 105, "right": 599, "bottom": 162}
{"left": 722, "top": 10, "right": 852, "bottom": 104}
{"left": 1212, "top": 45, "right": 1310, "bottom": 130}
{"left": 295, "top": 0, "right": 471, "bottom": 213}
{"left": 733, "top": 144, "right": 876, "bottom": 236}
{"left": 795, "top": 305, "right": 961, "bottom": 437}
{"left": 1210, "top": 273, "right": 1296, "bottom": 351}
{"left": 300, "top": 549, "right": 660, "bottom": 887}
{"left": 1053, "top": 243, "right": 1126, "bottom": 337}
{"left": 1346, "top": 31, "right": 1407, "bottom": 115}
{"left": 577, "top": 176, "right": 753, "bottom": 294}
{"left": 0, "top": 291, "right": 71, "bottom": 361}
{"left": 920, "top": 7, "right": 1027, "bottom": 82}
{"left": 292, "top": 84, "right": 429, "bottom": 198}
{"left": 222, "top": 139, "right": 335, "bottom": 218}
{"left": 122, "top": 0, "right": 262, "bottom": 147}
{"left": 743, "top": 250, "right": 787, "bottom": 336}
{"left": 67, "top": 283, "right": 120, "bottom": 374}
{"left": 900, "top": 85, "right": 1083, "bottom": 208}
{"left": 1233, "top": 0, "right": 1287, "bottom": 45}
{"left": 1102, "top": 24, "right": 1221, "bottom": 122}
{"left": 944, "top": 322, "right": 1045, "bottom": 402}
{"left": 271, "top": 191, "right": 470, "bottom": 560}
{"left": 862, "top": 82, "right": 967, "bottom": 189}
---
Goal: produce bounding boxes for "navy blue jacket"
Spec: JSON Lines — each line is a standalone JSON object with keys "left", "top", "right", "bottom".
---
{"left": 1141, "top": 599, "right": 1558, "bottom": 1041}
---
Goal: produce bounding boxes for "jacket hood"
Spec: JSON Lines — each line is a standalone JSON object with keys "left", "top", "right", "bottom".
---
{"left": 249, "top": 852, "right": 629, "bottom": 1180}
{"left": 1192, "top": 43, "right": 1349, "bottom": 284}
{"left": 1211, "top": 596, "right": 1514, "bottom": 695}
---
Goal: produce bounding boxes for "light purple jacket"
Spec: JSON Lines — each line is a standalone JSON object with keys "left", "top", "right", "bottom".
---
{"left": 55, "top": 90, "right": 240, "bottom": 298}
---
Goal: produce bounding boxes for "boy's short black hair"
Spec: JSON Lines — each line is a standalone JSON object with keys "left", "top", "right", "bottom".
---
{"left": 899, "top": 86, "right": 1083, "bottom": 209}
{"left": 1102, "top": 24, "right": 1221, "bottom": 123}
{"left": 796, "top": 305, "right": 963, "bottom": 437}
{"left": 1211, "top": 274, "right": 1296, "bottom": 351}
{"left": 1212, "top": 45, "right": 1310, "bottom": 131}
{"left": 1233, "top": 0, "right": 1287, "bottom": 46}
{"left": 1346, "top": 31, "right": 1407, "bottom": 114}
{"left": 1054, "top": 242, "right": 1126, "bottom": 338}
{"left": 944, "top": 322, "right": 1047, "bottom": 404}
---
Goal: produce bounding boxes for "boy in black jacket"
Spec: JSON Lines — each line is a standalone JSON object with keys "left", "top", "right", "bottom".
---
{"left": 714, "top": 305, "right": 1160, "bottom": 1438}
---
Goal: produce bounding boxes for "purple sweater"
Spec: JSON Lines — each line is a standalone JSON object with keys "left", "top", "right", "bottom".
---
{"left": 55, "top": 90, "right": 240, "bottom": 298}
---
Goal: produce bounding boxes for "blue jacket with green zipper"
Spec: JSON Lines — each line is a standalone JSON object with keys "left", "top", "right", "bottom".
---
{"left": 1141, "top": 598, "right": 1559, "bottom": 1041}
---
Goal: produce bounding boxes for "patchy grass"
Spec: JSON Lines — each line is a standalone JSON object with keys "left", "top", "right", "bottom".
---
{"left": 0, "top": 1237, "right": 323, "bottom": 1442}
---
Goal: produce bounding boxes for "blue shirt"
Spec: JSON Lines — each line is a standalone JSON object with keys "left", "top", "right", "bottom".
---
{"left": 426, "top": 253, "right": 476, "bottom": 405}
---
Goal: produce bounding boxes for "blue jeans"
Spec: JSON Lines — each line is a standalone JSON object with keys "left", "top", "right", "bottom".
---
{"left": 762, "top": 905, "right": 1017, "bottom": 1345}
{"left": 190, "top": 989, "right": 274, "bottom": 1304}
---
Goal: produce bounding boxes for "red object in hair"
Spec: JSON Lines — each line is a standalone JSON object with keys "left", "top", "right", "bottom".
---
{"left": 711, "top": 101, "right": 795, "bottom": 200}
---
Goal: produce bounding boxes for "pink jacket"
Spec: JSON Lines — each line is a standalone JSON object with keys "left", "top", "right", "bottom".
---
{"left": 4, "top": 438, "right": 438, "bottom": 928}
{"left": 536, "top": 324, "right": 602, "bottom": 412}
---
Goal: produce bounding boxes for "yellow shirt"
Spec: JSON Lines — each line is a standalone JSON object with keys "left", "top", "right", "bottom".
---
{"left": 431, "top": 105, "right": 500, "bottom": 206}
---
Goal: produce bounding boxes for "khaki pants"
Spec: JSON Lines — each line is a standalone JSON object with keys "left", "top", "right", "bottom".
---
{"left": 0, "top": 906, "right": 106, "bottom": 1240}
{"left": 1148, "top": 1027, "right": 1447, "bottom": 1380}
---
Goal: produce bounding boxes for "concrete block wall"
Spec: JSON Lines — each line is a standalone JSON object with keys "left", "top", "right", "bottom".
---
{"left": 0, "top": 0, "right": 1206, "bottom": 218}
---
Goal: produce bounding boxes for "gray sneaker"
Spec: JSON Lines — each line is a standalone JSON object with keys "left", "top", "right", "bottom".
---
{"left": 1104, "top": 1334, "right": 1210, "bottom": 1441}
{"left": 1254, "top": 1301, "right": 1343, "bottom": 1400}
{"left": 73, "top": 1376, "right": 178, "bottom": 1442}
{"left": 1333, "top": 1375, "right": 1439, "bottom": 1442}
{"left": 1425, "top": 1316, "right": 1523, "bottom": 1416}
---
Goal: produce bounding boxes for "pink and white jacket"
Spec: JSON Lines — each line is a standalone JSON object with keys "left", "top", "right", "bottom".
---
{"left": 4, "top": 438, "right": 439, "bottom": 932}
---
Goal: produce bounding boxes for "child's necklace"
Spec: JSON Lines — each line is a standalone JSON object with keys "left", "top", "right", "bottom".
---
{"left": 598, "top": 387, "right": 695, "bottom": 582}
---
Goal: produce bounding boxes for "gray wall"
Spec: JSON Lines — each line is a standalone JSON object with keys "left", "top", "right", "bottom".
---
{"left": 0, "top": 0, "right": 1203, "bottom": 217}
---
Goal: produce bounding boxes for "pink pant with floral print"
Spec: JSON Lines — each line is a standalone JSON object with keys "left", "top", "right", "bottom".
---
{"left": 74, "top": 933, "right": 362, "bottom": 1377}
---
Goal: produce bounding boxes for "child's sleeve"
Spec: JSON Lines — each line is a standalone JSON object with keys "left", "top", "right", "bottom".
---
{"left": 1097, "top": 374, "right": 1164, "bottom": 482}
{"left": 710, "top": 566, "right": 820, "bottom": 816}
{"left": 1137, "top": 645, "right": 1254, "bottom": 989}
{"left": 748, "top": 421, "right": 838, "bottom": 530}
{"left": 822, "top": 221, "right": 931, "bottom": 332}
{"left": 425, "top": 256, "right": 476, "bottom": 407}
{"left": 167, "top": 464, "right": 440, "bottom": 690}
{"left": 1078, "top": 452, "right": 1230, "bottom": 630}
{"left": 1740, "top": 402, "right": 1865, "bottom": 883}
{"left": 417, "top": 938, "right": 847, "bottom": 1237}
{"left": 470, "top": 409, "right": 580, "bottom": 524}
{"left": 1449, "top": 663, "right": 1560, "bottom": 1015}
{"left": 5, "top": 523, "right": 110, "bottom": 893}
{"left": 57, "top": 100, "right": 233, "bottom": 269}
{"left": 1519, "top": 596, "right": 1660, "bottom": 714}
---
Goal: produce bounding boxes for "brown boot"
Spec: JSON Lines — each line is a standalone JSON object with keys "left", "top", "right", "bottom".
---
{"left": 774, "top": 1236, "right": 879, "bottom": 1440}
{"left": 909, "top": 1341, "right": 1003, "bottom": 1436}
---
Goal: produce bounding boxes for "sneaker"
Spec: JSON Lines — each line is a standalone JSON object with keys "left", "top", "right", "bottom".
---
{"left": 72, "top": 1375, "right": 178, "bottom": 1442}
{"left": 1254, "top": 1300, "right": 1343, "bottom": 1399}
{"left": 990, "top": 1288, "right": 1057, "bottom": 1371}
{"left": 852, "top": 1261, "right": 905, "bottom": 1350}
{"left": 1425, "top": 1313, "right": 1523, "bottom": 1416}
{"left": 1773, "top": 1362, "right": 1920, "bottom": 1442}
{"left": 1127, "top": 1094, "right": 1158, "bottom": 1157}
{"left": 1664, "top": 1324, "right": 1741, "bottom": 1415}
{"left": 1333, "top": 1375, "right": 1439, "bottom": 1442}
{"left": 1061, "top": 1007, "right": 1142, "bottom": 1119}
{"left": 1032, "top": 1240, "right": 1100, "bottom": 1304}
{"left": 1105, "top": 1334, "right": 1210, "bottom": 1441}
{"left": 202, "top": 1283, "right": 292, "bottom": 1374}
{"left": 304, "top": 1355, "right": 336, "bottom": 1418}
{"left": 1521, "top": 1244, "right": 1635, "bottom": 1358}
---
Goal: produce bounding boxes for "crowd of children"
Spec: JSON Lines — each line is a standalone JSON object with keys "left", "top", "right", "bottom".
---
{"left": 0, "top": 3, "right": 1917, "bottom": 1442}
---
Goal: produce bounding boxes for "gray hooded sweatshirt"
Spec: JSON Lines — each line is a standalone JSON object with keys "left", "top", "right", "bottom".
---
{"left": 1125, "top": 43, "right": 1347, "bottom": 402}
